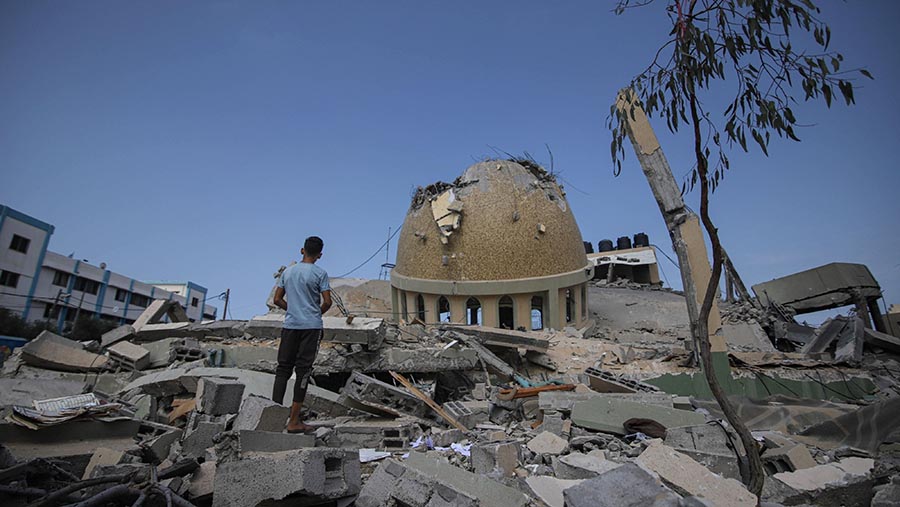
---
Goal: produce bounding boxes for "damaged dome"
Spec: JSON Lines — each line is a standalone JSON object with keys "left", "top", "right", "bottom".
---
{"left": 394, "top": 159, "right": 589, "bottom": 282}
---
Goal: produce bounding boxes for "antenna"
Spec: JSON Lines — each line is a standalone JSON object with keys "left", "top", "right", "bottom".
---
{"left": 379, "top": 226, "right": 396, "bottom": 280}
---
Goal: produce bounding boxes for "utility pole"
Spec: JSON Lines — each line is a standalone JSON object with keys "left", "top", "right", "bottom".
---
{"left": 222, "top": 288, "right": 230, "bottom": 320}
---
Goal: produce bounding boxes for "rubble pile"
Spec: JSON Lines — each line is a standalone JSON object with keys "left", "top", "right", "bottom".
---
{"left": 2, "top": 283, "right": 899, "bottom": 507}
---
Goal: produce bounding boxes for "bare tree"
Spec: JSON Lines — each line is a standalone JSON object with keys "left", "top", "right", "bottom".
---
{"left": 609, "top": 0, "right": 870, "bottom": 498}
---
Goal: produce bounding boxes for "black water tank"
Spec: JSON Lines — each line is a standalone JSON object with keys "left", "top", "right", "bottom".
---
{"left": 598, "top": 239, "right": 614, "bottom": 252}
{"left": 616, "top": 236, "right": 632, "bottom": 250}
{"left": 633, "top": 232, "right": 649, "bottom": 247}
{"left": 583, "top": 241, "right": 594, "bottom": 254}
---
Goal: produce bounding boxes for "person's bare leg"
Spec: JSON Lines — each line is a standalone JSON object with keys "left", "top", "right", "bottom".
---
{"left": 286, "top": 401, "right": 313, "bottom": 433}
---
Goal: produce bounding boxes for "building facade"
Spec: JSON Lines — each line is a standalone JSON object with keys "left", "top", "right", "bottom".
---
{"left": 390, "top": 160, "right": 594, "bottom": 331}
{"left": 0, "top": 204, "right": 217, "bottom": 328}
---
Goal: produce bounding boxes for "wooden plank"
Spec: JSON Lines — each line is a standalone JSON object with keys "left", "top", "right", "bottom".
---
{"left": 389, "top": 371, "right": 468, "bottom": 432}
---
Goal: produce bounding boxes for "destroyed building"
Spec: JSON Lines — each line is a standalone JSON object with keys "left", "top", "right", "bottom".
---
{"left": 390, "top": 160, "right": 593, "bottom": 331}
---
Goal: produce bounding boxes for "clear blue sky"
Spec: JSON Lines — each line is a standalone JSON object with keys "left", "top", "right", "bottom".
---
{"left": 2, "top": 1, "right": 898, "bottom": 321}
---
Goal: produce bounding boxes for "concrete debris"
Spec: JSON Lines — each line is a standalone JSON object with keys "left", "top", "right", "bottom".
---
{"left": 636, "top": 441, "right": 757, "bottom": 506}
{"left": 20, "top": 330, "right": 109, "bottom": 372}
{"left": 3, "top": 274, "right": 899, "bottom": 507}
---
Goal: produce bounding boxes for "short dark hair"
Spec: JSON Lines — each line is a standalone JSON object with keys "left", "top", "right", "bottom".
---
{"left": 304, "top": 236, "right": 324, "bottom": 256}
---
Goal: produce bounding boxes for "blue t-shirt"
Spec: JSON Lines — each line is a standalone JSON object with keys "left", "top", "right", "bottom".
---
{"left": 277, "top": 262, "right": 331, "bottom": 329}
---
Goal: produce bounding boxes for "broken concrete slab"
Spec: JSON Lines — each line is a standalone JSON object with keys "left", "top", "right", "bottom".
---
{"left": 339, "top": 371, "right": 432, "bottom": 422}
{"left": 218, "top": 430, "right": 316, "bottom": 459}
{"left": 635, "top": 441, "right": 756, "bottom": 506}
{"left": 326, "top": 418, "right": 422, "bottom": 451}
{"left": 554, "top": 452, "right": 621, "bottom": 480}
{"left": 187, "top": 460, "right": 216, "bottom": 501}
{"left": 132, "top": 299, "right": 189, "bottom": 331}
{"left": 232, "top": 395, "right": 289, "bottom": 432}
{"left": 527, "top": 431, "right": 568, "bottom": 456}
{"left": 81, "top": 447, "right": 125, "bottom": 480}
{"left": 664, "top": 424, "right": 742, "bottom": 480}
{"left": 864, "top": 327, "right": 900, "bottom": 353}
{"left": 525, "top": 476, "right": 584, "bottom": 507}
{"left": 723, "top": 322, "right": 776, "bottom": 352}
{"left": 563, "top": 463, "right": 682, "bottom": 507}
{"left": 322, "top": 315, "right": 385, "bottom": 348}
{"left": 539, "top": 391, "right": 674, "bottom": 413}
{"left": 833, "top": 317, "right": 864, "bottom": 364}
{"left": 196, "top": 377, "right": 245, "bottom": 415}
{"left": 357, "top": 458, "right": 478, "bottom": 507}
{"left": 571, "top": 397, "right": 705, "bottom": 435}
{"left": 213, "top": 448, "right": 360, "bottom": 507}
{"left": 451, "top": 325, "right": 550, "bottom": 352}
{"left": 0, "top": 378, "right": 85, "bottom": 406}
{"left": 100, "top": 324, "right": 136, "bottom": 347}
{"left": 182, "top": 419, "right": 225, "bottom": 458}
{"left": 584, "top": 366, "right": 660, "bottom": 393}
{"left": 107, "top": 340, "right": 151, "bottom": 371}
{"left": 443, "top": 400, "right": 489, "bottom": 429}
{"left": 770, "top": 457, "right": 874, "bottom": 506}
{"left": 305, "top": 384, "right": 360, "bottom": 418}
{"left": 405, "top": 452, "right": 528, "bottom": 507}
{"left": 134, "top": 322, "right": 198, "bottom": 342}
{"left": 146, "top": 428, "right": 183, "bottom": 462}
{"left": 20, "top": 330, "right": 109, "bottom": 372}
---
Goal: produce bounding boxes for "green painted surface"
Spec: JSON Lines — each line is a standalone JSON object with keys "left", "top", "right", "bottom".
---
{"left": 646, "top": 352, "right": 875, "bottom": 401}
{"left": 570, "top": 396, "right": 706, "bottom": 434}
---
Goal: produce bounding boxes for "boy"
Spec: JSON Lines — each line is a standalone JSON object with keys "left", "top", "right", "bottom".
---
{"left": 272, "top": 236, "right": 332, "bottom": 433}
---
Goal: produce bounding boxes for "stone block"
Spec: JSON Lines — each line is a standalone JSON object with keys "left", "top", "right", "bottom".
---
{"left": 107, "top": 341, "right": 151, "bottom": 370}
{"left": 217, "top": 430, "right": 315, "bottom": 461}
{"left": 563, "top": 463, "right": 681, "bottom": 507}
{"left": 357, "top": 459, "right": 478, "bottom": 507}
{"left": 196, "top": 377, "right": 245, "bottom": 415}
{"left": 322, "top": 316, "right": 385, "bottom": 348}
{"left": 182, "top": 420, "right": 225, "bottom": 458}
{"left": 471, "top": 440, "right": 520, "bottom": 477}
{"left": 213, "top": 448, "right": 360, "bottom": 507}
{"left": 327, "top": 418, "right": 422, "bottom": 451}
{"left": 101, "top": 325, "right": 136, "bottom": 347}
{"left": 554, "top": 452, "right": 620, "bottom": 480}
{"left": 147, "top": 428, "right": 183, "bottom": 462}
{"left": 571, "top": 397, "right": 705, "bottom": 435}
{"left": 525, "top": 476, "right": 584, "bottom": 507}
{"left": 405, "top": 452, "right": 528, "bottom": 507}
{"left": 635, "top": 442, "right": 756, "bottom": 506}
{"left": 431, "top": 428, "right": 465, "bottom": 448}
{"left": 21, "top": 330, "right": 109, "bottom": 372}
{"left": 305, "top": 384, "right": 359, "bottom": 417}
{"left": 232, "top": 395, "right": 289, "bottom": 432}
{"left": 762, "top": 444, "right": 817, "bottom": 475}
{"left": 187, "top": 460, "right": 216, "bottom": 501}
{"left": 528, "top": 431, "right": 569, "bottom": 456}
{"left": 664, "top": 424, "right": 742, "bottom": 479}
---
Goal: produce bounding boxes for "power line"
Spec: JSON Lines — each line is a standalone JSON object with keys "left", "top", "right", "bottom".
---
{"left": 335, "top": 225, "right": 402, "bottom": 278}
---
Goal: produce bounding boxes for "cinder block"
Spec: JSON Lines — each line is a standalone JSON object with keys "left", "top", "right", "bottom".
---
{"left": 762, "top": 444, "right": 817, "bottom": 475}
{"left": 195, "top": 377, "right": 245, "bottom": 415}
{"left": 232, "top": 395, "right": 289, "bottom": 432}
{"left": 358, "top": 459, "right": 478, "bottom": 507}
{"left": 107, "top": 341, "right": 151, "bottom": 371}
{"left": 327, "top": 418, "right": 422, "bottom": 451}
{"left": 442, "top": 400, "right": 489, "bottom": 429}
{"left": 339, "top": 371, "right": 432, "bottom": 421}
{"left": 471, "top": 440, "right": 520, "bottom": 477}
{"left": 171, "top": 338, "right": 204, "bottom": 362}
{"left": 584, "top": 366, "right": 659, "bottom": 393}
{"left": 182, "top": 414, "right": 226, "bottom": 458}
{"left": 213, "top": 448, "right": 360, "bottom": 507}
{"left": 101, "top": 325, "right": 136, "bottom": 347}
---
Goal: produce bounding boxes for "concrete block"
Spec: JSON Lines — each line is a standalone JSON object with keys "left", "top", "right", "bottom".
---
{"left": 635, "top": 442, "right": 756, "bottom": 506}
{"left": 82, "top": 447, "right": 125, "bottom": 480}
{"left": 182, "top": 420, "right": 225, "bottom": 458}
{"left": 171, "top": 338, "right": 204, "bottom": 362}
{"left": 584, "top": 366, "right": 659, "bottom": 394}
{"left": 101, "top": 325, "right": 136, "bottom": 347}
{"left": 525, "top": 476, "right": 584, "bottom": 507}
{"left": 196, "top": 377, "right": 245, "bottom": 415}
{"left": 539, "top": 391, "right": 673, "bottom": 414}
{"left": 431, "top": 428, "right": 465, "bottom": 448}
{"left": 471, "top": 440, "right": 520, "bottom": 477}
{"left": 305, "top": 384, "right": 360, "bottom": 417}
{"left": 133, "top": 299, "right": 188, "bottom": 331}
{"left": 451, "top": 325, "right": 550, "bottom": 352}
{"left": 213, "top": 448, "right": 360, "bottom": 507}
{"left": 527, "top": 431, "right": 568, "bottom": 455}
{"left": 563, "top": 463, "right": 681, "bottom": 507}
{"left": 21, "top": 330, "right": 109, "bottom": 372}
{"left": 147, "top": 428, "right": 183, "bottom": 462}
{"left": 762, "top": 444, "right": 817, "bottom": 475}
{"left": 135, "top": 322, "right": 198, "bottom": 342}
{"left": 217, "top": 430, "right": 315, "bottom": 461}
{"left": 571, "top": 397, "right": 705, "bottom": 435}
{"left": 405, "top": 452, "right": 528, "bottom": 507}
{"left": 107, "top": 341, "right": 151, "bottom": 370}
{"left": 443, "top": 400, "right": 489, "bottom": 429}
{"left": 327, "top": 418, "right": 422, "bottom": 451}
{"left": 340, "top": 371, "right": 432, "bottom": 421}
{"left": 232, "top": 395, "right": 289, "bottom": 432}
{"left": 323, "top": 316, "right": 385, "bottom": 348}
{"left": 357, "top": 459, "right": 478, "bottom": 507}
{"left": 723, "top": 322, "right": 776, "bottom": 352}
{"left": 554, "top": 452, "right": 620, "bottom": 480}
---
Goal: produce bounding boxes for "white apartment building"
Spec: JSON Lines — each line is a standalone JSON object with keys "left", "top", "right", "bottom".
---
{"left": 0, "top": 204, "right": 217, "bottom": 329}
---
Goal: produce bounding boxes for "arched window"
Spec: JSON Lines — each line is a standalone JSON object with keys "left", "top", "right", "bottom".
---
{"left": 531, "top": 295, "right": 544, "bottom": 330}
{"left": 466, "top": 297, "right": 482, "bottom": 325}
{"left": 400, "top": 291, "right": 408, "bottom": 321}
{"left": 438, "top": 296, "right": 451, "bottom": 323}
{"left": 416, "top": 294, "right": 426, "bottom": 322}
{"left": 498, "top": 296, "right": 514, "bottom": 329}
{"left": 565, "top": 289, "right": 574, "bottom": 323}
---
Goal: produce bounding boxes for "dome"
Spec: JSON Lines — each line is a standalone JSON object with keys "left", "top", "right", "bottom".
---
{"left": 393, "top": 159, "right": 589, "bottom": 282}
